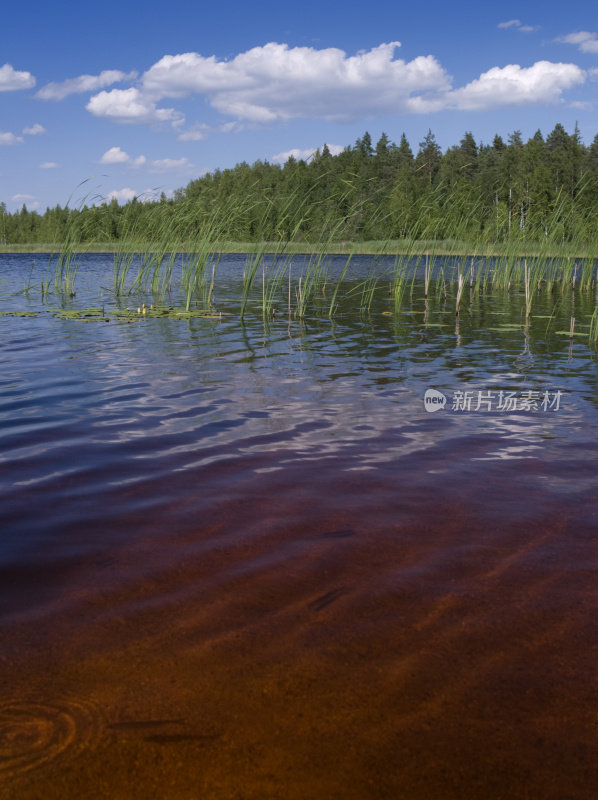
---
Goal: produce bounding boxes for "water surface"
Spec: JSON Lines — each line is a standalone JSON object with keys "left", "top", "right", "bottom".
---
{"left": 1, "top": 253, "right": 597, "bottom": 799}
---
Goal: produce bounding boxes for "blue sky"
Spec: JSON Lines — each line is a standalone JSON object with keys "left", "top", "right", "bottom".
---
{"left": 1, "top": 0, "right": 597, "bottom": 212}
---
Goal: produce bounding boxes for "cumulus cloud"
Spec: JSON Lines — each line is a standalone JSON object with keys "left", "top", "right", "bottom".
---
{"left": 139, "top": 42, "right": 450, "bottom": 123}
{"left": 85, "top": 42, "right": 586, "bottom": 127}
{"left": 12, "top": 194, "right": 39, "bottom": 209}
{"left": 99, "top": 146, "right": 190, "bottom": 172}
{"left": 558, "top": 31, "right": 598, "bottom": 54}
{"left": 86, "top": 87, "right": 184, "bottom": 125}
{"left": 0, "top": 131, "right": 24, "bottom": 145}
{"left": 23, "top": 123, "right": 46, "bottom": 135}
{"left": 271, "top": 144, "right": 344, "bottom": 164}
{"left": 105, "top": 187, "right": 169, "bottom": 204}
{"left": 106, "top": 188, "right": 138, "bottom": 204}
{"left": 0, "top": 63, "right": 35, "bottom": 92}
{"left": 36, "top": 69, "right": 137, "bottom": 100}
{"left": 452, "top": 61, "right": 584, "bottom": 110}
{"left": 409, "top": 61, "right": 586, "bottom": 112}
{"left": 100, "top": 146, "right": 133, "bottom": 164}
{"left": 40, "top": 162, "right": 60, "bottom": 169}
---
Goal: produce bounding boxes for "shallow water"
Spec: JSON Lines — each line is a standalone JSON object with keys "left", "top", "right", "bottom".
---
{"left": 1, "top": 253, "right": 598, "bottom": 798}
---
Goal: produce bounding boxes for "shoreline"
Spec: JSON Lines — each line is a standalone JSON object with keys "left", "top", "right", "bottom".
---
{"left": 0, "top": 240, "right": 596, "bottom": 258}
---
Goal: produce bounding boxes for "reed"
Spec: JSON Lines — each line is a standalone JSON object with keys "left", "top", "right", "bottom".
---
{"left": 240, "top": 251, "right": 263, "bottom": 320}
{"left": 390, "top": 256, "right": 410, "bottom": 316}
{"left": 326, "top": 255, "right": 351, "bottom": 319}
{"left": 358, "top": 267, "right": 381, "bottom": 317}
{"left": 14, "top": 172, "right": 598, "bottom": 343}
{"left": 262, "top": 253, "right": 291, "bottom": 318}
{"left": 294, "top": 255, "right": 321, "bottom": 319}
{"left": 293, "top": 208, "right": 353, "bottom": 319}
{"left": 455, "top": 269, "right": 465, "bottom": 315}
{"left": 47, "top": 229, "right": 81, "bottom": 298}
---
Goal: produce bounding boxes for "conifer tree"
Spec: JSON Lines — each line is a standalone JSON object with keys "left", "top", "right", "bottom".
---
{"left": 416, "top": 129, "right": 441, "bottom": 186}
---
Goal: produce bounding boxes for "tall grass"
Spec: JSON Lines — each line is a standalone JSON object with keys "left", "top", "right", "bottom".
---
{"left": 16, "top": 178, "right": 598, "bottom": 342}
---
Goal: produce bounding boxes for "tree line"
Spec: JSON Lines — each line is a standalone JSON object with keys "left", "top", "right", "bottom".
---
{"left": 3, "top": 123, "right": 598, "bottom": 246}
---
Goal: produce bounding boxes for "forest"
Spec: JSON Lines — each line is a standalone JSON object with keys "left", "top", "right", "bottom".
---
{"left": 2, "top": 123, "right": 598, "bottom": 249}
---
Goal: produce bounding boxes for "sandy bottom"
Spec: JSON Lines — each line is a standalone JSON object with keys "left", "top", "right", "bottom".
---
{"left": 2, "top": 457, "right": 598, "bottom": 799}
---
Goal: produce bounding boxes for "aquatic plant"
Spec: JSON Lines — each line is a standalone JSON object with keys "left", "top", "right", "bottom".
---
{"left": 9, "top": 163, "right": 598, "bottom": 347}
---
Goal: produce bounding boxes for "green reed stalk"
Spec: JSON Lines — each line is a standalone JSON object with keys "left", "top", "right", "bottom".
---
{"left": 262, "top": 253, "right": 291, "bottom": 318}
{"left": 50, "top": 228, "right": 81, "bottom": 297}
{"left": 524, "top": 259, "right": 531, "bottom": 319}
{"left": 455, "top": 269, "right": 465, "bottom": 315}
{"left": 360, "top": 268, "right": 381, "bottom": 316}
{"left": 328, "top": 254, "right": 353, "bottom": 319}
{"left": 240, "top": 251, "right": 263, "bottom": 320}
{"left": 391, "top": 256, "right": 409, "bottom": 316}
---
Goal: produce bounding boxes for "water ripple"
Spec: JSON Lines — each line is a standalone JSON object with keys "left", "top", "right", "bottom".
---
{"left": 0, "top": 697, "right": 104, "bottom": 781}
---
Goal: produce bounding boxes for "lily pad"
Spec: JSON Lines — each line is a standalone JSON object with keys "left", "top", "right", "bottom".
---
{"left": 486, "top": 325, "right": 524, "bottom": 331}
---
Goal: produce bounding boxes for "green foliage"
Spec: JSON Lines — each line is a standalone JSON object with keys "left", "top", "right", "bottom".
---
{"left": 3, "top": 124, "right": 598, "bottom": 250}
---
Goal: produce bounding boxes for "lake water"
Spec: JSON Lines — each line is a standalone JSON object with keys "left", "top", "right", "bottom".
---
{"left": 1, "top": 252, "right": 598, "bottom": 799}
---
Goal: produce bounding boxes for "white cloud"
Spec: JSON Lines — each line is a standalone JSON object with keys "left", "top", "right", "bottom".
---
{"left": 0, "top": 131, "right": 24, "bottom": 145}
{"left": 498, "top": 20, "right": 538, "bottom": 33}
{"left": 271, "top": 144, "right": 344, "bottom": 164}
{"left": 558, "top": 31, "right": 598, "bottom": 54}
{"left": 0, "top": 63, "right": 35, "bottom": 92}
{"left": 100, "top": 146, "right": 132, "bottom": 164}
{"left": 140, "top": 42, "right": 451, "bottom": 122}
{"left": 570, "top": 100, "right": 593, "bottom": 110}
{"left": 86, "top": 87, "right": 184, "bottom": 125}
{"left": 12, "top": 193, "right": 39, "bottom": 209}
{"left": 85, "top": 43, "right": 586, "bottom": 129}
{"left": 36, "top": 69, "right": 137, "bottom": 100}
{"left": 106, "top": 188, "right": 138, "bottom": 203}
{"left": 148, "top": 157, "right": 192, "bottom": 172}
{"left": 100, "top": 147, "right": 188, "bottom": 171}
{"left": 40, "top": 162, "right": 60, "bottom": 169}
{"left": 105, "top": 187, "right": 169, "bottom": 204}
{"left": 409, "top": 61, "right": 586, "bottom": 112}
{"left": 23, "top": 123, "right": 46, "bottom": 135}
{"left": 454, "top": 61, "right": 585, "bottom": 110}
{"left": 177, "top": 123, "right": 210, "bottom": 141}
{"left": 220, "top": 121, "right": 243, "bottom": 133}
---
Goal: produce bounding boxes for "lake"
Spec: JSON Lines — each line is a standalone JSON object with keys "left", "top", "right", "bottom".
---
{"left": 1, "top": 252, "right": 598, "bottom": 799}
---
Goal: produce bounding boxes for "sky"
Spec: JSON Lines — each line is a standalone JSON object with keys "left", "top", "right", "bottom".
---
{"left": 1, "top": 0, "right": 597, "bottom": 212}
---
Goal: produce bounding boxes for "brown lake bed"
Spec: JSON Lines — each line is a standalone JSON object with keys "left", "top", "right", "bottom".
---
{"left": 1, "top": 253, "right": 597, "bottom": 799}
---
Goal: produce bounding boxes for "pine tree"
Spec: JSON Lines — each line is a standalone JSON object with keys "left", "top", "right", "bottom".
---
{"left": 459, "top": 132, "right": 478, "bottom": 179}
{"left": 416, "top": 129, "right": 441, "bottom": 186}
{"left": 375, "top": 132, "right": 391, "bottom": 158}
